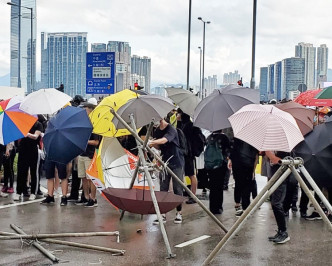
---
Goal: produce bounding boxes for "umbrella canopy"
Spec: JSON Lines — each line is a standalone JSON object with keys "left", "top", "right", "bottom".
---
{"left": 0, "top": 96, "right": 37, "bottom": 145}
{"left": 274, "top": 101, "right": 315, "bottom": 136}
{"left": 99, "top": 137, "right": 148, "bottom": 189}
{"left": 43, "top": 106, "right": 93, "bottom": 164}
{"left": 228, "top": 104, "right": 304, "bottom": 152}
{"left": 89, "top": 89, "right": 138, "bottom": 137}
{"left": 102, "top": 188, "right": 185, "bottom": 215}
{"left": 193, "top": 84, "right": 259, "bottom": 131}
{"left": 19, "top": 88, "right": 72, "bottom": 115}
{"left": 0, "top": 86, "right": 25, "bottom": 100}
{"left": 112, "top": 95, "right": 174, "bottom": 129}
{"left": 293, "top": 120, "right": 332, "bottom": 187}
{"left": 309, "top": 86, "right": 332, "bottom": 106}
{"left": 165, "top": 87, "right": 200, "bottom": 117}
{"left": 294, "top": 89, "right": 322, "bottom": 106}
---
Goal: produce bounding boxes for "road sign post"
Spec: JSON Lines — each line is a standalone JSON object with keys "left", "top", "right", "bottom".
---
{"left": 86, "top": 52, "right": 115, "bottom": 94}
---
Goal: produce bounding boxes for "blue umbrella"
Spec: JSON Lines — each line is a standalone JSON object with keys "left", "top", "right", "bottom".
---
{"left": 44, "top": 106, "right": 93, "bottom": 164}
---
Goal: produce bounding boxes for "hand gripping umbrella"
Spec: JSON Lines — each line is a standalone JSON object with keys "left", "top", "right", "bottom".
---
{"left": 0, "top": 96, "right": 37, "bottom": 145}
{"left": 19, "top": 88, "right": 72, "bottom": 115}
{"left": 43, "top": 106, "right": 93, "bottom": 164}
{"left": 193, "top": 84, "right": 259, "bottom": 131}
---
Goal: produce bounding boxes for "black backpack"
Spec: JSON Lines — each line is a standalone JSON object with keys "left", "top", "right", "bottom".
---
{"left": 204, "top": 134, "right": 224, "bottom": 170}
{"left": 176, "top": 128, "right": 188, "bottom": 156}
{"left": 190, "top": 127, "right": 206, "bottom": 157}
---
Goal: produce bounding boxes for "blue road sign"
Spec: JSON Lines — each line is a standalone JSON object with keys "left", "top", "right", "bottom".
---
{"left": 86, "top": 52, "right": 115, "bottom": 94}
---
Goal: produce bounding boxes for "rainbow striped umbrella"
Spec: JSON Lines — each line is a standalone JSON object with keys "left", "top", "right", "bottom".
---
{"left": 0, "top": 96, "right": 37, "bottom": 145}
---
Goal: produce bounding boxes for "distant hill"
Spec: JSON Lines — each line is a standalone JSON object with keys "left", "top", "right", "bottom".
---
{"left": 0, "top": 74, "right": 10, "bottom": 86}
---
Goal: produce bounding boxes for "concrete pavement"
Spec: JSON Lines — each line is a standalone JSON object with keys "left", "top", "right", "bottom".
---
{"left": 0, "top": 175, "right": 331, "bottom": 266}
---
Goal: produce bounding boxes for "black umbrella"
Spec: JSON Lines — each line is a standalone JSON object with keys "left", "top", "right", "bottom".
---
{"left": 293, "top": 120, "right": 332, "bottom": 187}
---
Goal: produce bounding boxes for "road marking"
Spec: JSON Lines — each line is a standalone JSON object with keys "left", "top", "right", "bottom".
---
{"left": 175, "top": 235, "right": 211, "bottom": 248}
{"left": 0, "top": 186, "right": 60, "bottom": 210}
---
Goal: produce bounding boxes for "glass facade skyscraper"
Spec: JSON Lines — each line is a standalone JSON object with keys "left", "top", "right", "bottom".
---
{"left": 91, "top": 43, "right": 106, "bottom": 52}
{"left": 281, "top": 57, "right": 305, "bottom": 99}
{"left": 131, "top": 55, "right": 151, "bottom": 93}
{"left": 274, "top": 61, "right": 282, "bottom": 101}
{"left": 10, "top": 0, "right": 36, "bottom": 94}
{"left": 295, "top": 42, "right": 316, "bottom": 89}
{"left": 41, "top": 32, "right": 88, "bottom": 96}
{"left": 259, "top": 67, "right": 268, "bottom": 102}
{"left": 317, "top": 44, "right": 328, "bottom": 86}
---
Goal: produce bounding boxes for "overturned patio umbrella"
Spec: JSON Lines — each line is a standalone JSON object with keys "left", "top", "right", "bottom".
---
{"left": 228, "top": 104, "right": 304, "bottom": 152}
{"left": 165, "top": 87, "right": 200, "bottom": 117}
{"left": 293, "top": 118, "right": 332, "bottom": 187}
{"left": 193, "top": 84, "right": 259, "bottom": 131}
{"left": 19, "top": 88, "right": 72, "bottom": 115}
{"left": 43, "top": 106, "right": 93, "bottom": 164}
{"left": 112, "top": 95, "right": 174, "bottom": 129}
{"left": 274, "top": 101, "right": 315, "bottom": 136}
{"left": 102, "top": 187, "right": 185, "bottom": 215}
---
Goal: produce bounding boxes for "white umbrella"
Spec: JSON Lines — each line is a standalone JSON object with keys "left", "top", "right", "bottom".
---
{"left": 165, "top": 87, "right": 200, "bottom": 117}
{"left": 0, "top": 86, "right": 25, "bottom": 100}
{"left": 19, "top": 88, "right": 72, "bottom": 115}
{"left": 228, "top": 104, "right": 304, "bottom": 152}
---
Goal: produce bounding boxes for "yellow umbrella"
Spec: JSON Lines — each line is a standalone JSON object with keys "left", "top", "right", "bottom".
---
{"left": 89, "top": 89, "right": 138, "bottom": 137}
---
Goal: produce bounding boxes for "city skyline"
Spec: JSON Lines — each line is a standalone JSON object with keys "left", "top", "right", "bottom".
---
{"left": 1, "top": 0, "right": 332, "bottom": 88}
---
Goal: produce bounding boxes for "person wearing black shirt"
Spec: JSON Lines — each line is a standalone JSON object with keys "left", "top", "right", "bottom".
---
{"left": 229, "top": 138, "right": 259, "bottom": 216}
{"left": 205, "top": 131, "right": 230, "bottom": 214}
{"left": 149, "top": 118, "right": 185, "bottom": 224}
{"left": 14, "top": 121, "right": 43, "bottom": 201}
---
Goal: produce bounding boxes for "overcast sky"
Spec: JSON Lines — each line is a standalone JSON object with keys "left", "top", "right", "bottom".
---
{"left": 0, "top": 0, "right": 332, "bottom": 87}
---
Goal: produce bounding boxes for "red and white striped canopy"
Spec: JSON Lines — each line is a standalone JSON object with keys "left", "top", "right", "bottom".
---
{"left": 228, "top": 104, "right": 304, "bottom": 152}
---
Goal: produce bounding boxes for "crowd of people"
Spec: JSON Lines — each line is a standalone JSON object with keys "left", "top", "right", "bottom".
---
{"left": 0, "top": 96, "right": 331, "bottom": 246}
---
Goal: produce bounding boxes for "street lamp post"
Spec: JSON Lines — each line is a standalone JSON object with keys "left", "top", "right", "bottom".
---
{"left": 7, "top": 2, "right": 34, "bottom": 92}
{"left": 186, "top": 0, "right": 192, "bottom": 91}
{"left": 250, "top": 0, "right": 257, "bottom": 89}
{"left": 198, "top": 17, "right": 210, "bottom": 98}
{"left": 198, "top": 46, "right": 202, "bottom": 98}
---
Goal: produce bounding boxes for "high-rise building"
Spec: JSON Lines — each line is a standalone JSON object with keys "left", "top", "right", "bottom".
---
{"left": 267, "top": 64, "right": 275, "bottom": 100}
{"left": 9, "top": 0, "right": 37, "bottom": 94}
{"left": 274, "top": 61, "right": 282, "bottom": 101}
{"left": 131, "top": 55, "right": 151, "bottom": 93}
{"left": 317, "top": 44, "right": 329, "bottom": 86}
{"left": 259, "top": 67, "right": 268, "bottom": 102}
{"left": 204, "top": 75, "right": 217, "bottom": 96}
{"left": 91, "top": 43, "right": 106, "bottom": 52}
{"left": 107, "top": 41, "right": 131, "bottom": 92}
{"left": 223, "top": 70, "right": 240, "bottom": 85}
{"left": 281, "top": 57, "right": 305, "bottom": 99}
{"left": 295, "top": 42, "right": 316, "bottom": 89}
{"left": 41, "top": 32, "right": 88, "bottom": 96}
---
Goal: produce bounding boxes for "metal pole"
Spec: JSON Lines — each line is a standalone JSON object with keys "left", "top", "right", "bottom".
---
{"left": 186, "top": 0, "right": 192, "bottom": 91}
{"left": 202, "top": 21, "right": 206, "bottom": 98}
{"left": 299, "top": 165, "right": 332, "bottom": 214}
{"left": 30, "top": 7, "right": 33, "bottom": 92}
{"left": 120, "top": 121, "right": 154, "bottom": 221}
{"left": 10, "top": 224, "right": 59, "bottom": 263}
{"left": 129, "top": 115, "right": 175, "bottom": 258}
{"left": 250, "top": 0, "right": 257, "bottom": 89}
{"left": 203, "top": 165, "right": 291, "bottom": 265}
{"left": 199, "top": 47, "right": 202, "bottom": 99}
{"left": 290, "top": 165, "right": 332, "bottom": 231}
{"left": 110, "top": 108, "right": 228, "bottom": 233}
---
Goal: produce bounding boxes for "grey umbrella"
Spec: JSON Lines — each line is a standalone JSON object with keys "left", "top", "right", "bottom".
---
{"left": 112, "top": 95, "right": 174, "bottom": 129}
{"left": 193, "top": 84, "right": 259, "bottom": 131}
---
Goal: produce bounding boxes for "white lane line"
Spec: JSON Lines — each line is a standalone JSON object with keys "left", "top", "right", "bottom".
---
{"left": 175, "top": 235, "right": 211, "bottom": 248}
{"left": 0, "top": 186, "right": 60, "bottom": 210}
